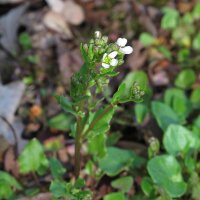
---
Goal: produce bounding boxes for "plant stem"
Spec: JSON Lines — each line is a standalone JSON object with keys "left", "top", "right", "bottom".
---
{"left": 83, "top": 104, "right": 114, "bottom": 137}
{"left": 74, "top": 116, "right": 82, "bottom": 178}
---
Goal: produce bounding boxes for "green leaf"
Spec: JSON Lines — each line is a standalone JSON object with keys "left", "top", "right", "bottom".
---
{"left": 141, "top": 177, "right": 154, "bottom": 196}
{"left": 112, "top": 71, "right": 148, "bottom": 103}
{"left": 74, "top": 178, "right": 85, "bottom": 189}
{"left": 18, "top": 138, "right": 49, "bottom": 174}
{"left": 192, "top": 3, "right": 200, "bottom": 20}
{"left": 192, "top": 33, "right": 200, "bottom": 51}
{"left": 175, "top": 69, "right": 196, "bottom": 89}
{"left": 111, "top": 176, "right": 133, "bottom": 193}
{"left": 157, "top": 46, "right": 172, "bottom": 60}
{"left": 19, "top": 32, "right": 32, "bottom": 50}
{"left": 147, "top": 155, "right": 187, "bottom": 198}
{"left": 151, "top": 101, "right": 181, "bottom": 131}
{"left": 49, "top": 158, "right": 66, "bottom": 179}
{"left": 134, "top": 103, "right": 148, "bottom": 124}
{"left": 161, "top": 7, "right": 179, "bottom": 29}
{"left": 104, "top": 192, "right": 126, "bottom": 200}
{"left": 139, "top": 32, "right": 156, "bottom": 47}
{"left": 190, "top": 87, "right": 200, "bottom": 108}
{"left": 0, "top": 171, "right": 22, "bottom": 199}
{"left": 55, "top": 95, "right": 77, "bottom": 116}
{"left": 98, "top": 147, "right": 134, "bottom": 176}
{"left": 0, "top": 171, "right": 22, "bottom": 190}
{"left": 88, "top": 133, "right": 107, "bottom": 158}
{"left": 163, "top": 124, "right": 199, "bottom": 155}
{"left": 164, "top": 88, "right": 192, "bottom": 121}
{"left": 50, "top": 180, "right": 68, "bottom": 198}
{"left": 48, "top": 113, "right": 74, "bottom": 131}
{"left": 88, "top": 105, "right": 116, "bottom": 136}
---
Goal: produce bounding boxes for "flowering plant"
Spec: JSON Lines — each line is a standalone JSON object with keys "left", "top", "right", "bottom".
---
{"left": 56, "top": 32, "right": 146, "bottom": 183}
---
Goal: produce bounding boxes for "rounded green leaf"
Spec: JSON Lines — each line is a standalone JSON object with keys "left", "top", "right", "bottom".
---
{"left": 139, "top": 32, "right": 156, "bottom": 47}
{"left": 18, "top": 138, "right": 49, "bottom": 174}
{"left": 141, "top": 177, "right": 154, "bottom": 196}
{"left": 98, "top": 147, "right": 134, "bottom": 176}
{"left": 161, "top": 7, "right": 179, "bottom": 29}
{"left": 164, "top": 88, "right": 192, "bottom": 121}
{"left": 111, "top": 176, "right": 133, "bottom": 193}
{"left": 104, "top": 192, "right": 126, "bottom": 200}
{"left": 175, "top": 69, "right": 196, "bottom": 89}
{"left": 192, "top": 33, "right": 200, "bottom": 51}
{"left": 147, "top": 155, "right": 187, "bottom": 198}
{"left": 190, "top": 87, "right": 200, "bottom": 108}
{"left": 163, "top": 124, "right": 198, "bottom": 155}
{"left": 151, "top": 101, "right": 181, "bottom": 131}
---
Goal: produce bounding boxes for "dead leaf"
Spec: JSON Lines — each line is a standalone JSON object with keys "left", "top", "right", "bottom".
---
{"left": 0, "top": 81, "right": 27, "bottom": 152}
{"left": 148, "top": 59, "right": 170, "bottom": 86}
{"left": 0, "top": 3, "right": 29, "bottom": 53}
{"left": 63, "top": 0, "right": 85, "bottom": 25}
{"left": 18, "top": 193, "right": 52, "bottom": 200}
{"left": 58, "top": 49, "right": 83, "bottom": 86}
{"left": 127, "top": 41, "right": 147, "bottom": 70}
{"left": 0, "top": 81, "right": 25, "bottom": 121}
{"left": 0, "top": 136, "right": 10, "bottom": 162}
{"left": 4, "top": 147, "right": 19, "bottom": 177}
{"left": 43, "top": 11, "right": 72, "bottom": 39}
{"left": 45, "top": 0, "right": 64, "bottom": 13}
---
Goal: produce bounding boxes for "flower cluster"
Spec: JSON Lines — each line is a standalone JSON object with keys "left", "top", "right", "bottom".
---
{"left": 99, "top": 32, "right": 133, "bottom": 69}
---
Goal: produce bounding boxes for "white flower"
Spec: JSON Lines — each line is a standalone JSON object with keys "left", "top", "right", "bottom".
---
{"left": 102, "top": 51, "right": 118, "bottom": 69}
{"left": 116, "top": 37, "right": 133, "bottom": 54}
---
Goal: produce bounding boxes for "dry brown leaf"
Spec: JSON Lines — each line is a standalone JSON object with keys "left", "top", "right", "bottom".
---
{"left": 4, "top": 146, "right": 19, "bottom": 178}
{"left": 63, "top": 0, "right": 85, "bottom": 25}
{"left": 58, "top": 49, "right": 83, "bottom": 86}
{"left": 0, "top": 136, "right": 9, "bottom": 162}
{"left": 127, "top": 41, "right": 147, "bottom": 71}
{"left": 43, "top": 11, "right": 72, "bottom": 39}
{"left": 18, "top": 193, "right": 52, "bottom": 200}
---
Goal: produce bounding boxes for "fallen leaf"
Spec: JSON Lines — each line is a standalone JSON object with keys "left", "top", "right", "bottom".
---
{"left": 18, "top": 193, "right": 52, "bottom": 200}
{"left": 45, "top": 0, "right": 64, "bottom": 13}
{"left": 0, "top": 136, "right": 10, "bottom": 162}
{"left": 58, "top": 49, "right": 83, "bottom": 86}
{"left": 4, "top": 147, "right": 19, "bottom": 177}
{"left": 43, "top": 11, "right": 72, "bottom": 39}
{"left": 0, "top": 81, "right": 27, "bottom": 152}
{"left": 127, "top": 41, "right": 147, "bottom": 71}
{"left": 0, "top": 3, "right": 29, "bottom": 53}
{"left": 63, "top": 0, "right": 85, "bottom": 25}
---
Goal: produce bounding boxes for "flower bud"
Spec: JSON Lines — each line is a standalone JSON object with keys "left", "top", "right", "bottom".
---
{"left": 94, "top": 31, "right": 102, "bottom": 39}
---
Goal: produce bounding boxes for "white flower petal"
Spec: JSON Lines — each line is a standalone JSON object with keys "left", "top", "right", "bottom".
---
{"left": 108, "top": 51, "right": 118, "bottom": 58}
{"left": 110, "top": 59, "right": 118, "bottom": 66}
{"left": 102, "top": 53, "right": 107, "bottom": 61}
{"left": 116, "top": 38, "right": 127, "bottom": 47}
{"left": 102, "top": 63, "right": 110, "bottom": 68}
{"left": 120, "top": 46, "right": 133, "bottom": 54}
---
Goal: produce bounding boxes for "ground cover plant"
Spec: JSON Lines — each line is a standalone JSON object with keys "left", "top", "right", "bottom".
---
{"left": 0, "top": 0, "right": 200, "bottom": 200}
